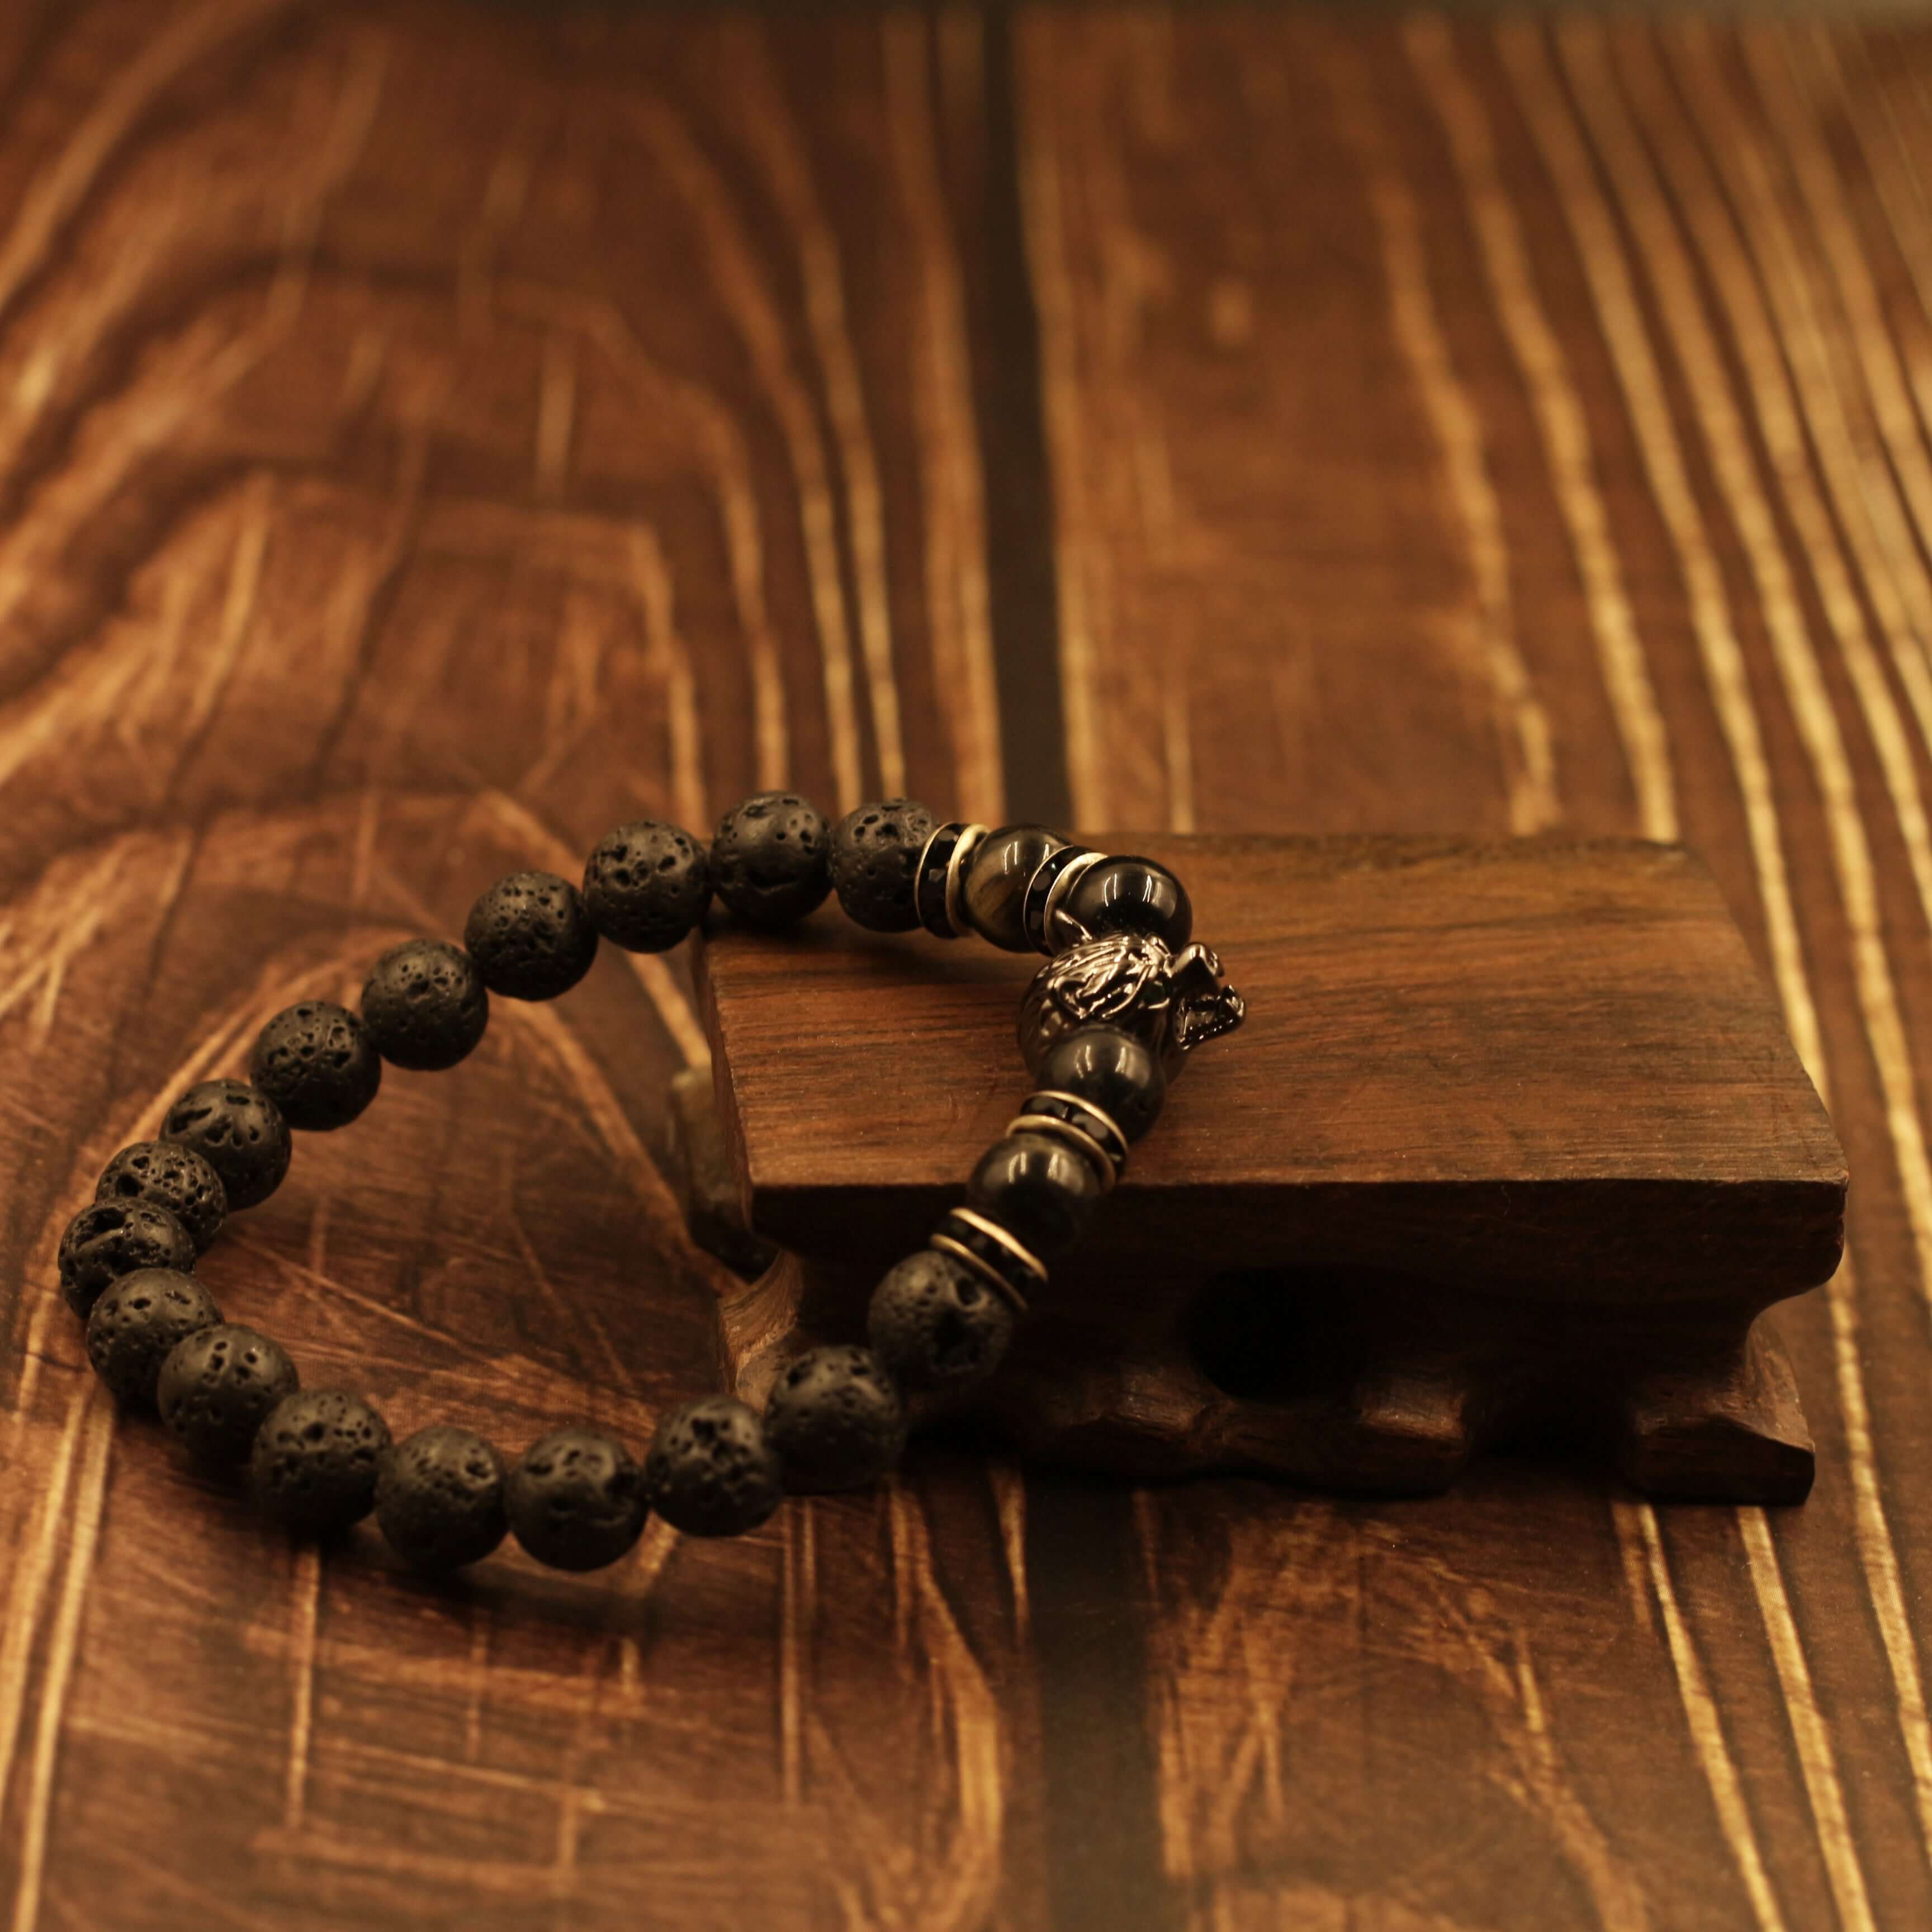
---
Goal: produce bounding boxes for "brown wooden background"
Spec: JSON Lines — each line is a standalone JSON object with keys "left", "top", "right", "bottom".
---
{"left": 1, "top": 1, "right": 1930, "bottom": 1926}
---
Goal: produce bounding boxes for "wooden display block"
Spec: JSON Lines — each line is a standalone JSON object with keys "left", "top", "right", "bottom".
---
{"left": 685, "top": 836, "right": 1846, "bottom": 1503}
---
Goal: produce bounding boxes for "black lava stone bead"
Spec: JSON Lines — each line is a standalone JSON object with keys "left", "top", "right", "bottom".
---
{"left": 711, "top": 792, "right": 831, "bottom": 927}
{"left": 249, "top": 1001, "right": 382, "bottom": 1132}
{"left": 866, "top": 1251, "right": 1015, "bottom": 1397}
{"left": 58, "top": 1200, "right": 197, "bottom": 1318}
{"left": 505, "top": 1428, "right": 648, "bottom": 1571}
{"left": 95, "top": 1141, "right": 227, "bottom": 1255}
{"left": 582, "top": 821, "right": 712, "bottom": 953}
{"left": 464, "top": 871, "right": 599, "bottom": 1001}
{"left": 1060, "top": 855, "right": 1193, "bottom": 951}
{"left": 252, "top": 1389, "right": 392, "bottom": 1535}
{"left": 157, "top": 1323, "right": 299, "bottom": 1465}
{"left": 830, "top": 798, "right": 936, "bottom": 933}
{"left": 86, "top": 1268, "right": 222, "bottom": 1409}
{"left": 967, "top": 1131, "right": 1102, "bottom": 1257}
{"left": 376, "top": 1424, "right": 509, "bottom": 1571}
{"left": 960, "top": 824, "right": 1066, "bottom": 951}
{"left": 645, "top": 1396, "right": 783, "bottom": 1538}
{"left": 1038, "top": 1025, "right": 1166, "bottom": 1142}
{"left": 763, "top": 1346, "right": 907, "bottom": 1493}
{"left": 161, "top": 1079, "right": 291, "bottom": 1211}
{"left": 360, "top": 940, "right": 489, "bottom": 1072}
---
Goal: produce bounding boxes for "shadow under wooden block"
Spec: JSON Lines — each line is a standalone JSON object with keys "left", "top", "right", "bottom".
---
{"left": 681, "top": 835, "right": 1846, "bottom": 1504}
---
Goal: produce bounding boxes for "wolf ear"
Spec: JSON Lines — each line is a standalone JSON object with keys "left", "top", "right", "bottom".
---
{"left": 1169, "top": 944, "right": 1246, "bottom": 1052}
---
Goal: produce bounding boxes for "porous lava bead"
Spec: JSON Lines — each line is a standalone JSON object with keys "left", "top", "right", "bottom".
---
{"left": 162, "top": 1079, "right": 291, "bottom": 1211}
{"left": 830, "top": 798, "right": 936, "bottom": 933}
{"left": 249, "top": 1001, "right": 382, "bottom": 1132}
{"left": 645, "top": 1396, "right": 783, "bottom": 1538}
{"left": 1060, "top": 855, "right": 1192, "bottom": 951}
{"left": 58, "top": 1200, "right": 197, "bottom": 1318}
{"left": 710, "top": 792, "right": 830, "bottom": 927}
{"left": 463, "top": 872, "right": 599, "bottom": 1001}
{"left": 1038, "top": 1025, "right": 1166, "bottom": 1142}
{"left": 157, "top": 1324, "right": 299, "bottom": 1465}
{"left": 505, "top": 1428, "right": 648, "bottom": 1571}
{"left": 376, "top": 1424, "right": 509, "bottom": 1571}
{"left": 967, "top": 1132, "right": 1101, "bottom": 1257}
{"left": 582, "top": 821, "right": 711, "bottom": 953}
{"left": 763, "top": 1346, "right": 907, "bottom": 1493}
{"left": 252, "top": 1389, "right": 392, "bottom": 1535}
{"left": 960, "top": 824, "right": 1066, "bottom": 951}
{"left": 866, "top": 1250, "right": 1015, "bottom": 1396}
{"left": 86, "top": 1268, "right": 221, "bottom": 1410}
{"left": 360, "top": 940, "right": 489, "bottom": 1072}
{"left": 96, "top": 1141, "right": 227, "bottom": 1255}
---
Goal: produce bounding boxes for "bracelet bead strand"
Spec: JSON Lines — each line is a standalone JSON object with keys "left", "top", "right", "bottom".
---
{"left": 50, "top": 794, "right": 1242, "bottom": 1579}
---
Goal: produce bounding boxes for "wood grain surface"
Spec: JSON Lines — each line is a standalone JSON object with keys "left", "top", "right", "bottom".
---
{"left": 0, "top": 3, "right": 1930, "bottom": 1929}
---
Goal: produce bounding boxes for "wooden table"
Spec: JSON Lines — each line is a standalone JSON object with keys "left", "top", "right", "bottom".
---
{"left": 1, "top": 3, "right": 1928, "bottom": 1926}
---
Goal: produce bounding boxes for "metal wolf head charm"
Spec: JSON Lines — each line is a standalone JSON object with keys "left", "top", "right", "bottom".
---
{"left": 1017, "top": 932, "right": 1246, "bottom": 1078}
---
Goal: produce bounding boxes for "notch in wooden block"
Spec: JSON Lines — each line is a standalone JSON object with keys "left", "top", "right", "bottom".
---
{"left": 682, "top": 836, "right": 1845, "bottom": 1504}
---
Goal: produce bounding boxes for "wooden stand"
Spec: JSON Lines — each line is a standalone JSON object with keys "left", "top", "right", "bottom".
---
{"left": 681, "top": 836, "right": 1846, "bottom": 1504}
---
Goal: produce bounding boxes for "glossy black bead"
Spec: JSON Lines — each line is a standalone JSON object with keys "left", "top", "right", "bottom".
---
{"left": 376, "top": 1425, "right": 509, "bottom": 1571}
{"left": 711, "top": 792, "right": 831, "bottom": 927}
{"left": 959, "top": 824, "right": 1065, "bottom": 951}
{"left": 463, "top": 872, "right": 599, "bottom": 1001}
{"left": 58, "top": 1200, "right": 196, "bottom": 1318}
{"left": 763, "top": 1346, "right": 907, "bottom": 1493}
{"left": 830, "top": 798, "right": 936, "bottom": 933}
{"left": 162, "top": 1079, "right": 291, "bottom": 1211}
{"left": 582, "top": 821, "right": 712, "bottom": 953}
{"left": 645, "top": 1396, "right": 783, "bottom": 1538}
{"left": 866, "top": 1250, "right": 1015, "bottom": 1396}
{"left": 505, "top": 1428, "right": 648, "bottom": 1571}
{"left": 95, "top": 1141, "right": 227, "bottom": 1254}
{"left": 86, "top": 1268, "right": 221, "bottom": 1410}
{"left": 157, "top": 1323, "right": 299, "bottom": 1465}
{"left": 249, "top": 1001, "right": 382, "bottom": 1132}
{"left": 1059, "top": 855, "right": 1192, "bottom": 950}
{"left": 967, "top": 1132, "right": 1101, "bottom": 1258}
{"left": 252, "top": 1389, "right": 391, "bottom": 1535}
{"left": 360, "top": 940, "right": 489, "bottom": 1071}
{"left": 1038, "top": 1025, "right": 1166, "bottom": 1142}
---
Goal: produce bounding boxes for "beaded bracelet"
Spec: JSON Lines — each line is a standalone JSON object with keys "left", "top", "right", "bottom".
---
{"left": 54, "top": 796, "right": 1243, "bottom": 1574}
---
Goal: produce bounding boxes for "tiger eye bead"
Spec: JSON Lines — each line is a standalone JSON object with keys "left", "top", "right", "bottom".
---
{"left": 582, "top": 821, "right": 711, "bottom": 953}
{"left": 1059, "top": 855, "right": 1193, "bottom": 951}
{"left": 1038, "top": 1026, "right": 1166, "bottom": 1142}
{"left": 96, "top": 1141, "right": 227, "bottom": 1254}
{"left": 249, "top": 1001, "right": 382, "bottom": 1131}
{"left": 967, "top": 1132, "right": 1101, "bottom": 1257}
{"left": 959, "top": 824, "right": 1066, "bottom": 952}
{"left": 59, "top": 1200, "right": 197, "bottom": 1318}
{"left": 464, "top": 872, "right": 599, "bottom": 1001}
{"left": 86, "top": 1268, "right": 222, "bottom": 1410}
{"left": 162, "top": 1079, "right": 291, "bottom": 1211}
{"left": 361, "top": 940, "right": 489, "bottom": 1071}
